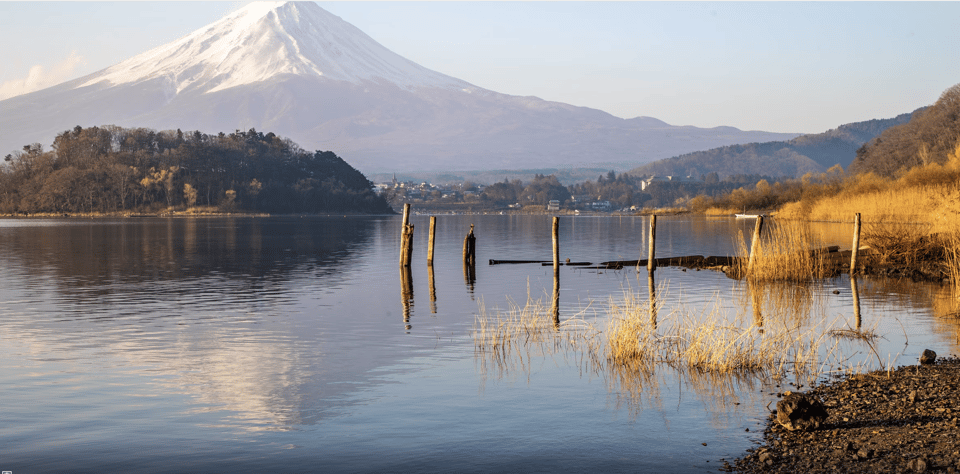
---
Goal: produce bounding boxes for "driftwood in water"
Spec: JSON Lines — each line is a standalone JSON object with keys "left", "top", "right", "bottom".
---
{"left": 489, "top": 259, "right": 553, "bottom": 265}
{"left": 540, "top": 261, "right": 593, "bottom": 266}
{"left": 600, "top": 255, "right": 714, "bottom": 269}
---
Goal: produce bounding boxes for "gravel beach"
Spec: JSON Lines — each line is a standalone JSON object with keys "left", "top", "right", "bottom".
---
{"left": 729, "top": 355, "right": 960, "bottom": 473}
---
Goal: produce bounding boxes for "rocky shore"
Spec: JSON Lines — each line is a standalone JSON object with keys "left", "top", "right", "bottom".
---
{"left": 728, "top": 355, "right": 960, "bottom": 473}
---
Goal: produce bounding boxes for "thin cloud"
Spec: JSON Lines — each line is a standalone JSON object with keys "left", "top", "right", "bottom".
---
{"left": 0, "top": 51, "right": 85, "bottom": 101}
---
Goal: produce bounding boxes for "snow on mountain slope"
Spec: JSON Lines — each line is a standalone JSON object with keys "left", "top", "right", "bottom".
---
{"left": 79, "top": 1, "right": 475, "bottom": 94}
{"left": 0, "top": 1, "right": 800, "bottom": 172}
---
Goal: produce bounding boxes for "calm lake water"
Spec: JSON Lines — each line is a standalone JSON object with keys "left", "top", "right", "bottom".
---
{"left": 1, "top": 215, "right": 957, "bottom": 473}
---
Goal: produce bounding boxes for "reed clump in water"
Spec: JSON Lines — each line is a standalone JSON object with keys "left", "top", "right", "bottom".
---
{"left": 737, "top": 220, "right": 830, "bottom": 282}
{"left": 604, "top": 289, "right": 837, "bottom": 380}
{"left": 473, "top": 289, "right": 601, "bottom": 382}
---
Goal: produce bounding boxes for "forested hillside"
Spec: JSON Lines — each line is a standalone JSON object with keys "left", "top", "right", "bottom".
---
{"left": 850, "top": 83, "right": 960, "bottom": 177}
{"left": 1, "top": 126, "right": 392, "bottom": 214}
{"left": 628, "top": 111, "right": 917, "bottom": 179}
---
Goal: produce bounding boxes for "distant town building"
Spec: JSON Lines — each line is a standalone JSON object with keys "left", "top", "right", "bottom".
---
{"left": 640, "top": 175, "right": 696, "bottom": 191}
{"left": 547, "top": 200, "right": 560, "bottom": 211}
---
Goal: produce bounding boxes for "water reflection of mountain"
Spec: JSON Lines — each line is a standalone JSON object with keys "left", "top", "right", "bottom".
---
{"left": 0, "top": 216, "right": 408, "bottom": 433}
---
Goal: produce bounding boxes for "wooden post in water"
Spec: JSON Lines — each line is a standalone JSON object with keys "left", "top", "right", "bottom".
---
{"left": 401, "top": 224, "right": 415, "bottom": 267}
{"left": 747, "top": 215, "right": 765, "bottom": 275}
{"left": 399, "top": 203, "right": 411, "bottom": 266}
{"left": 552, "top": 216, "right": 560, "bottom": 270}
{"left": 462, "top": 224, "right": 476, "bottom": 266}
{"left": 647, "top": 215, "right": 657, "bottom": 272}
{"left": 427, "top": 216, "right": 437, "bottom": 266}
{"left": 850, "top": 213, "right": 862, "bottom": 275}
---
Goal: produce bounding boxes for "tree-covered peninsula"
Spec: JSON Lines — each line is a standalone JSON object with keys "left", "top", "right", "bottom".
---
{"left": 1, "top": 126, "right": 392, "bottom": 215}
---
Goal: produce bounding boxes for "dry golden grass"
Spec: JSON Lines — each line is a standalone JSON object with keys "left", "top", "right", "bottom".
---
{"left": 861, "top": 221, "right": 944, "bottom": 268}
{"left": 603, "top": 287, "right": 845, "bottom": 384}
{"left": 736, "top": 220, "right": 830, "bottom": 282}
{"left": 704, "top": 206, "right": 740, "bottom": 216}
{"left": 473, "top": 280, "right": 903, "bottom": 418}
{"left": 473, "top": 288, "right": 602, "bottom": 384}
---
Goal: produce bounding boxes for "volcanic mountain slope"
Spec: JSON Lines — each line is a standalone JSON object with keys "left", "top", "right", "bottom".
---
{"left": 0, "top": 1, "right": 799, "bottom": 172}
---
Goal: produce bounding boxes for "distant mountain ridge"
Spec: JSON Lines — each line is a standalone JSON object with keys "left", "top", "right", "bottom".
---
{"left": 0, "top": 1, "right": 799, "bottom": 173}
{"left": 627, "top": 111, "right": 919, "bottom": 178}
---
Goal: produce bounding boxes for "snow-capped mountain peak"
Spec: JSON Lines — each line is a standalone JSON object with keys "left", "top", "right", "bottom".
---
{"left": 79, "top": 1, "right": 473, "bottom": 94}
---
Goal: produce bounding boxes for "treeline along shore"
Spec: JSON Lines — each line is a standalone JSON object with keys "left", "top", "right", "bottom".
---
{"left": 1, "top": 126, "right": 392, "bottom": 215}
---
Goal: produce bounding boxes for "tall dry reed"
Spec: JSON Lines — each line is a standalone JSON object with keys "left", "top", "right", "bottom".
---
{"left": 602, "top": 283, "right": 843, "bottom": 381}
{"left": 736, "top": 219, "right": 829, "bottom": 282}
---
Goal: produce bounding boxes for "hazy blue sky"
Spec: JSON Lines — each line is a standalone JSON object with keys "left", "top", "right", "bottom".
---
{"left": 2, "top": 1, "right": 958, "bottom": 134}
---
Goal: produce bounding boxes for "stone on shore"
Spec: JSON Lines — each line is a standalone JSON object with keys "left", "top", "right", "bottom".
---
{"left": 775, "top": 391, "right": 827, "bottom": 432}
{"left": 920, "top": 349, "right": 937, "bottom": 365}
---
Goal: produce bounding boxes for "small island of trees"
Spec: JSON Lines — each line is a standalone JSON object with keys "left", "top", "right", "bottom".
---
{"left": 1, "top": 125, "right": 392, "bottom": 215}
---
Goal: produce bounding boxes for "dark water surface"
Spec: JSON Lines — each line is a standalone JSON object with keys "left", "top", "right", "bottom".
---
{"left": 0, "top": 216, "right": 956, "bottom": 472}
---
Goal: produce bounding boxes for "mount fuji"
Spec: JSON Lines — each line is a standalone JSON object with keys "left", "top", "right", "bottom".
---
{"left": 0, "top": 1, "right": 798, "bottom": 173}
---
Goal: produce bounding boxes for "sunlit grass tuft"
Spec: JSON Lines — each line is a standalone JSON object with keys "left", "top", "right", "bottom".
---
{"left": 736, "top": 220, "right": 830, "bottom": 282}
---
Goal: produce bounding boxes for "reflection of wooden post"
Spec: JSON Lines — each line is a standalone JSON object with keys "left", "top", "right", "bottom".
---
{"left": 647, "top": 215, "right": 657, "bottom": 272}
{"left": 747, "top": 216, "right": 765, "bottom": 275}
{"left": 462, "top": 224, "right": 476, "bottom": 266}
{"left": 463, "top": 258, "right": 476, "bottom": 295}
{"left": 427, "top": 216, "right": 437, "bottom": 266}
{"left": 851, "top": 275, "right": 861, "bottom": 330}
{"left": 428, "top": 264, "right": 437, "bottom": 314}
{"left": 750, "top": 281, "right": 763, "bottom": 329}
{"left": 400, "top": 266, "right": 414, "bottom": 330}
{"left": 648, "top": 270, "right": 657, "bottom": 329}
{"left": 552, "top": 267, "right": 560, "bottom": 329}
{"left": 552, "top": 216, "right": 560, "bottom": 270}
{"left": 850, "top": 213, "right": 861, "bottom": 275}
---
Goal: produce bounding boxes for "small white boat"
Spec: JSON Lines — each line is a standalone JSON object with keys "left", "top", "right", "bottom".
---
{"left": 735, "top": 213, "right": 764, "bottom": 219}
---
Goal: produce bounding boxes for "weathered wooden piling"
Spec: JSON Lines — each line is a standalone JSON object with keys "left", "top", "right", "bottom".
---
{"left": 850, "top": 213, "right": 861, "bottom": 274}
{"left": 427, "top": 216, "right": 437, "bottom": 266}
{"left": 400, "top": 224, "right": 415, "bottom": 267}
{"left": 747, "top": 215, "right": 765, "bottom": 275}
{"left": 462, "top": 224, "right": 476, "bottom": 265}
{"left": 552, "top": 216, "right": 560, "bottom": 270}
{"left": 647, "top": 215, "right": 657, "bottom": 272}
{"left": 399, "top": 203, "right": 412, "bottom": 267}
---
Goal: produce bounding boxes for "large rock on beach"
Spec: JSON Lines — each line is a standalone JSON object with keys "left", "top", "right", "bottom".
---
{"left": 776, "top": 391, "right": 828, "bottom": 432}
{"left": 920, "top": 349, "right": 937, "bottom": 365}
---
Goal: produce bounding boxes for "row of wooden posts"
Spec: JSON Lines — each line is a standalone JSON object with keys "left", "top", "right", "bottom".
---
{"left": 399, "top": 207, "right": 865, "bottom": 331}
{"left": 399, "top": 203, "right": 477, "bottom": 268}
{"left": 401, "top": 205, "right": 865, "bottom": 276}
